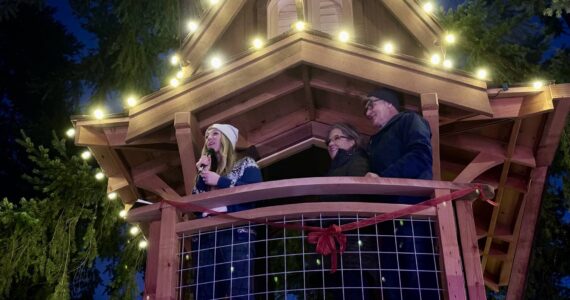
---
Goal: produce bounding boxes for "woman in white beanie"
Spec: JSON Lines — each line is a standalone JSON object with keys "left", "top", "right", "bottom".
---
{"left": 191, "top": 123, "right": 261, "bottom": 300}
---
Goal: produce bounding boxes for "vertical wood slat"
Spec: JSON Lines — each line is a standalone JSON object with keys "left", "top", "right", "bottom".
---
{"left": 155, "top": 206, "right": 180, "bottom": 300}
{"left": 143, "top": 221, "right": 161, "bottom": 300}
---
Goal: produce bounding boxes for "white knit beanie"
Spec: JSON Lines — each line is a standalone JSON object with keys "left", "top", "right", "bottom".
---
{"left": 210, "top": 124, "right": 239, "bottom": 149}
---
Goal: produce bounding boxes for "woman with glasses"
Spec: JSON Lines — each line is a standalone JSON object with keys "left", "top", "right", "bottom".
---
{"left": 326, "top": 123, "right": 369, "bottom": 176}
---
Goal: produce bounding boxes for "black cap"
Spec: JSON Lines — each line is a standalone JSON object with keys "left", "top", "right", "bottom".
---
{"left": 367, "top": 88, "right": 401, "bottom": 111}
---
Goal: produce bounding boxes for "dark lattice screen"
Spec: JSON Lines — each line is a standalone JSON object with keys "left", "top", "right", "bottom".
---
{"left": 177, "top": 215, "right": 443, "bottom": 300}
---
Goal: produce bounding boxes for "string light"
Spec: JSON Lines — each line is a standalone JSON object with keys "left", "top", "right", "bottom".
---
{"left": 176, "top": 70, "right": 184, "bottom": 79}
{"left": 230, "top": 266, "right": 235, "bottom": 273}
{"left": 66, "top": 128, "right": 75, "bottom": 138}
{"left": 119, "top": 209, "right": 127, "bottom": 218}
{"left": 316, "top": 258, "right": 321, "bottom": 265}
{"left": 170, "top": 78, "right": 180, "bottom": 87}
{"left": 338, "top": 31, "right": 350, "bottom": 43}
{"left": 209, "top": 0, "right": 220, "bottom": 5}
{"left": 532, "top": 80, "right": 544, "bottom": 89}
{"left": 107, "top": 192, "right": 117, "bottom": 200}
{"left": 95, "top": 171, "right": 105, "bottom": 180}
{"left": 170, "top": 54, "right": 180, "bottom": 66}
{"left": 138, "top": 240, "right": 148, "bottom": 249}
{"left": 382, "top": 42, "right": 395, "bottom": 54}
{"left": 445, "top": 33, "right": 456, "bottom": 44}
{"left": 210, "top": 56, "right": 223, "bottom": 69}
{"left": 126, "top": 96, "right": 137, "bottom": 107}
{"left": 93, "top": 108, "right": 104, "bottom": 120}
{"left": 294, "top": 21, "right": 306, "bottom": 31}
{"left": 130, "top": 226, "right": 140, "bottom": 235}
{"left": 430, "top": 54, "right": 441, "bottom": 65}
{"left": 476, "top": 68, "right": 488, "bottom": 80}
{"left": 81, "top": 150, "right": 92, "bottom": 160}
{"left": 358, "top": 240, "right": 363, "bottom": 247}
{"left": 251, "top": 37, "right": 264, "bottom": 50}
{"left": 187, "top": 20, "right": 199, "bottom": 33}
{"left": 423, "top": 2, "right": 434, "bottom": 13}
{"left": 443, "top": 59, "right": 453, "bottom": 69}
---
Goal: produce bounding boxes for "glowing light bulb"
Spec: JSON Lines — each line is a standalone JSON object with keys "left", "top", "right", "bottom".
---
{"left": 66, "top": 128, "right": 75, "bottom": 138}
{"left": 338, "top": 31, "right": 350, "bottom": 43}
{"left": 294, "top": 21, "right": 306, "bottom": 31}
{"left": 170, "top": 54, "right": 180, "bottom": 66}
{"left": 210, "top": 56, "right": 222, "bottom": 69}
{"left": 130, "top": 226, "right": 140, "bottom": 235}
{"left": 187, "top": 20, "right": 198, "bottom": 33}
{"left": 443, "top": 59, "right": 453, "bottom": 69}
{"left": 358, "top": 240, "right": 363, "bottom": 247}
{"left": 95, "top": 171, "right": 105, "bottom": 180}
{"left": 423, "top": 2, "right": 434, "bottom": 13}
{"left": 176, "top": 70, "right": 184, "bottom": 79}
{"left": 170, "top": 78, "right": 180, "bottom": 87}
{"left": 476, "top": 68, "right": 488, "bottom": 80}
{"left": 532, "top": 80, "right": 544, "bottom": 89}
{"left": 383, "top": 42, "right": 395, "bottom": 54}
{"left": 81, "top": 150, "right": 91, "bottom": 160}
{"left": 107, "top": 192, "right": 117, "bottom": 200}
{"left": 251, "top": 37, "right": 264, "bottom": 50}
{"left": 445, "top": 33, "right": 456, "bottom": 44}
{"left": 430, "top": 54, "right": 441, "bottom": 65}
{"left": 93, "top": 108, "right": 104, "bottom": 120}
{"left": 138, "top": 240, "right": 148, "bottom": 249}
{"left": 209, "top": 0, "right": 219, "bottom": 5}
{"left": 126, "top": 96, "right": 137, "bottom": 107}
{"left": 119, "top": 209, "right": 127, "bottom": 218}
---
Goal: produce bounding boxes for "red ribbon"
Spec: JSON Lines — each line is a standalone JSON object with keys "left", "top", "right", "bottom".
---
{"left": 307, "top": 224, "right": 347, "bottom": 273}
{"left": 161, "top": 184, "right": 491, "bottom": 273}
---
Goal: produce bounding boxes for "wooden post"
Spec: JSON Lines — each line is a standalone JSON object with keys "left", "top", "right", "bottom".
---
{"left": 175, "top": 112, "right": 198, "bottom": 196}
{"left": 155, "top": 206, "right": 180, "bottom": 300}
{"left": 422, "top": 93, "right": 467, "bottom": 299}
{"left": 143, "top": 221, "right": 161, "bottom": 300}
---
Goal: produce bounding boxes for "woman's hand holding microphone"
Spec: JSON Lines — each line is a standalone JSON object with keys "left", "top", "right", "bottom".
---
{"left": 196, "top": 155, "right": 220, "bottom": 186}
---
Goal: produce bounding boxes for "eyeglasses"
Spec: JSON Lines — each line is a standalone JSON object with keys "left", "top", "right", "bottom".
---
{"left": 326, "top": 135, "right": 350, "bottom": 145}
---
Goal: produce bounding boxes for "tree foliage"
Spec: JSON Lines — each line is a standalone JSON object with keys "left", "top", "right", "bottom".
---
{"left": 0, "top": 133, "right": 144, "bottom": 299}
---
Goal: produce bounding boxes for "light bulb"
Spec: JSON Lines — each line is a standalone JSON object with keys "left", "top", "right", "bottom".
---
{"left": 93, "top": 108, "right": 104, "bottom": 120}
{"left": 138, "top": 240, "right": 148, "bottom": 249}
{"left": 476, "top": 68, "right": 488, "bottom": 80}
{"left": 187, "top": 20, "right": 198, "bottom": 33}
{"left": 107, "top": 192, "right": 117, "bottom": 200}
{"left": 532, "top": 81, "right": 544, "bottom": 89}
{"left": 430, "top": 54, "right": 441, "bottom": 65}
{"left": 252, "top": 37, "right": 264, "bottom": 49}
{"left": 338, "top": 31, "right": 350, "bottom": 43}
{"left": 170, "top": 78, "right": 180, "bottom": 87}
{"left": 176, "top": 70, "right": 184, "bottom": 79}
{"left": 170, "top": 55, "right": 180, "bottom": 66}
{"left": 126, "top": 96, "right": 137, "bottom": 107}
{"left": 383, "top": 42, "right": 395, "bottom": 54}
{"left": 443, "top": 59, "right": 453, "bottom": 69}
{"left": 81, "top": 150, "right": 92, "bottom": 160}
{"left": 294, "top": 21, "right": 305, "bottom": 31}
{"left": 119, "top": 209, "right": 127, "bottom": 218}
{"left": 445, "top": 33, "right": 456, "bottom": 44}
{"left": 66, "top": 128, "right": 75, "bottom": 138}
{"left": 210, "top": 56, "right": 222, "bottom": 69}
{"left": 130, "top": 226, "right": 140, "bottom": 235}
{"left": 95, "top": 171, "right": 105, "bottom": 180}
{"left": 423, "top": 2, "right": 434, "bottom": 13}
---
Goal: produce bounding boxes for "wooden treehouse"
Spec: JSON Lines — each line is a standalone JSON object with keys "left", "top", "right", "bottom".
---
{"left": 72, "top": 1, "right": 570, "bottom": 299}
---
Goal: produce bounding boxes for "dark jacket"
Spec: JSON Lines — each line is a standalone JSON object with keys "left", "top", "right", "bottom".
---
{"left": 327, "top": 148, "right": 369, "bottom": 177}
{"left": 193, "top": 156, "right": 262, "bottom": 213}
{"left": 368, "top": 111, "right": 433, "bottom": 203}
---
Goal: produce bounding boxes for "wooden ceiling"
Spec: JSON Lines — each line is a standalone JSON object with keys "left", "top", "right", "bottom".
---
{"left": 72, "top": 0, "right": 570, "bottom": 296}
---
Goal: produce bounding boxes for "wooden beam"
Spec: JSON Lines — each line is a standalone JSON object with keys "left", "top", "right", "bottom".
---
{"left": 302, "top": 65, "right": 316, "bottom": 120}
{"left": 295, "top": 0, "right": 306, "bottom": 20}
{"left": 198, "top": 75, "right": 304, "bottom": 127}
{"left": 248, "top": 109, "right": 309, "bottom": 144}
{"left": 75, "top": 126, "right": 107, "bottom": 146}
{"left": 155, "top": 206, "right": 179, "bottom": 300}
{"left": 126, "top": 32, "right": 490, "bottom": 143}
{"left": 440, "top": 133, "right": 535, "bottom": 168}
{"left": 175, "top": 112, "right": 198, "bottom": 196}
{"left": 257, "top": 137, "right": 325, "bottom": 168}
{"left": 315, "top": 108, "right": 376, "bottom": 135}
{"left": 481, "top": 119, "right": 522, "bottom": 271}
{"left": 90, "top": 145, "right": 139, "bottom": 204}
{"left": 536, "top": 100, "right": 570, "bottom": 167}
{"left": 180, "top": 0, "right": 247, "bottom": 72}
{"left": 435, "top": 188, "right": 467, "bottom": 300}
{"left": 190, "top": 113, "right": 204, "bottom": 160}
{"left": 453, "top": 152, "right": 504, "bottom": 183}
{"left": 519, "top": 87, "right": 554, "bottom": 117}
{"left": 135, "top": 174, "right": 180, "bottom": 201}
{"left": 382, "top": 0, "right": 442, "bottom": 53}
{"left": 255, "top": 122, "right": 313, "bottom": 158}
{"left": 505, "top": 167, "right": 548, "bottom": 300}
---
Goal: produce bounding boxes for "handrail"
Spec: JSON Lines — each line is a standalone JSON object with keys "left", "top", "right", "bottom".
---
{"left": 127, "top": 177, "right": 493, "bottom": 223}
{"left": 175, "top": 201, "right": 437, "bottom": 234}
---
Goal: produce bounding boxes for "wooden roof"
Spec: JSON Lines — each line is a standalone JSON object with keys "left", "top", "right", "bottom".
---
{"left": 72, "top": 0, "right": 570, "bottom": 295}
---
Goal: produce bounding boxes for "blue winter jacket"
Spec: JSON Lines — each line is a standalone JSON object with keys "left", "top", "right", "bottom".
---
{"left": 368, "top": 111, "right": 433, "bottom": 203}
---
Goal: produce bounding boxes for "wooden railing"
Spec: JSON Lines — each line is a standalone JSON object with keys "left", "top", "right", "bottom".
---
{"left": 128, "top": 177, "right": 493, "bottom": 300}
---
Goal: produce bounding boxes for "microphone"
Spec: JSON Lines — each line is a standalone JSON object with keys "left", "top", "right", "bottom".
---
{"left": 198, "top": 148, "right": 217, "bottom": 172}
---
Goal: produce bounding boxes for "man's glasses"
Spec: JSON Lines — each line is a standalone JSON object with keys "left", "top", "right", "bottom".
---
{"left": 326, "top": 135, "right": 350, "bottom": 145}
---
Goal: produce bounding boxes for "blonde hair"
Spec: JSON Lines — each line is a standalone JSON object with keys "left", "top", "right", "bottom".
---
{"left": 200, "top": 127, "right": 237, "bottom": 176}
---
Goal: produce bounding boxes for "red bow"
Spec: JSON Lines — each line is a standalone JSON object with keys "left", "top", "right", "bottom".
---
{"left": 307, "top": 224, "right": 347, "bottom": 273}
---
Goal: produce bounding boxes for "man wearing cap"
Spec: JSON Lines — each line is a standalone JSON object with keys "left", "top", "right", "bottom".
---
{"left": 363, "top": 88, "right": 437, "bottom": 299}
{"left": 364, "top": 87, "right": 433, "bottom": 198}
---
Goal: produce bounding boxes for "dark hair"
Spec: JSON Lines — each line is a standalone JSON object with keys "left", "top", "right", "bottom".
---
{"left": 327, "top": 123, "right": 362, "bottom": 150}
